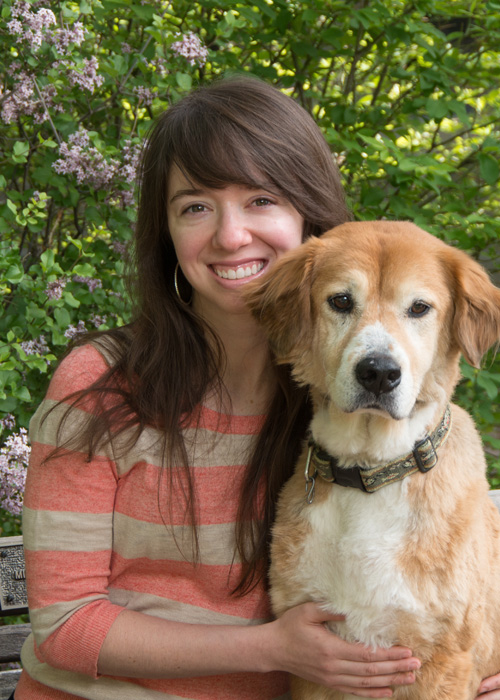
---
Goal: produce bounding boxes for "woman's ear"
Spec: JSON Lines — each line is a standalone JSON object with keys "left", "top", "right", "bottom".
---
{"left": 450, "top": 249, "right": 500, "bottom": 368}
{"left": 243, "top": 237, "right": 324, "bottom": 363}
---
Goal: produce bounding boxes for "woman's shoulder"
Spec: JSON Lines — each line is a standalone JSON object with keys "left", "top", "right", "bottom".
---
{"left": 48, "top": 330, "right": 130, "bottom": 400}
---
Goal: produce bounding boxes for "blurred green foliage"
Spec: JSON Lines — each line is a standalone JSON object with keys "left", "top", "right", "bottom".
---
{"left": 1, "top": 0, "right": 500, "bottom": 539}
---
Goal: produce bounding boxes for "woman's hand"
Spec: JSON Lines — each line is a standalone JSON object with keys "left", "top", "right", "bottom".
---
{"left": 476, "top": 673, "right": 500, "bottom": 698}
{"left": 268, "top": 602, "right": 421, "bottom": 698}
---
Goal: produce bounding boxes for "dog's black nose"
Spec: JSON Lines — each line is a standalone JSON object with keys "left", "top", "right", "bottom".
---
{"left": 355, "top": 355, "right": 402, "bottom": 396}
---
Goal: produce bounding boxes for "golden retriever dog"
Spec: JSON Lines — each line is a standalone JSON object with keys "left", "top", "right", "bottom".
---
{"left": 244, "top": 221, "right": 500, "bottom": 700}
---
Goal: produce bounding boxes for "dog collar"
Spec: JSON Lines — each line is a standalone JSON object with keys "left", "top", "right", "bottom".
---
{"left": 304, "top": 405, "right": 452, "bottom": 503}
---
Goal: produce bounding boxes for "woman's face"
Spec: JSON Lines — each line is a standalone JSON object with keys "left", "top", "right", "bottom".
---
{"left": 167, "top": 165, "right": 304, "bottom": 323}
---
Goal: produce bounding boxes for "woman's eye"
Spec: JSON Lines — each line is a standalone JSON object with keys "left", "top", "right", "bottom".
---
{"left": 327, "top": 294, "right": 354, "bottom": 313}
{"left": 253, "top": 197, "right": 273, "bottom": 207}
{"left": 408, "top": 300, "right": 431, "bottom": 317}
{"left": 183, "top": 204, "right": 206, "bottom": 214}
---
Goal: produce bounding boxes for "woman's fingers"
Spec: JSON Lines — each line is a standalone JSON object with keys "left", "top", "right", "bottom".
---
{"left": 271, "top": 602, "right": 420, "bottom": 695}
{"left": 476, "top": 672, "right": 500, "bottom": 698}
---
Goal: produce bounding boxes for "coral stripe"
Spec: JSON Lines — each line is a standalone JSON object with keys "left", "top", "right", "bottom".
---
{"left": 25, "top": 550, "right": 112, "bottom": 609}
{"left": 108, "top": 553, "right": 271, "bottom": 620}
{"left": 24, "top": 442, "right": 117, "bottom": 513}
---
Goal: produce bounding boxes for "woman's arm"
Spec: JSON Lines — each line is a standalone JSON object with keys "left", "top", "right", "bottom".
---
{"left": 477, "top": 674, "right": 500, "bottom": 698}
{"left": 98, "top": 603, "right": 420, "bottom": 698}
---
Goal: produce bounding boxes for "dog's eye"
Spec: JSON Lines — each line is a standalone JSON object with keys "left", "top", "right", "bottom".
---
{"left": 408, "top": 301, "right": 431, "bottom": 317}
{"left": 328, "top": 294, "right": 353, "bottom": 313}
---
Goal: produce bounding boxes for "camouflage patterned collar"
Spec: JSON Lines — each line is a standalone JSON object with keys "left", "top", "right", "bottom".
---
{"left": 305, "top": 406, "right": 452, "bottom": 501}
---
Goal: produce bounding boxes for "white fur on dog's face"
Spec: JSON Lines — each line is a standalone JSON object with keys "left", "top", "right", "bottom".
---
{"left": 318, "top": 271, "right": 443, "bottom": 420}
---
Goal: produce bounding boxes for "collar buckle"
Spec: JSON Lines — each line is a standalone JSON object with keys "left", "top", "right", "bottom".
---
{"left": 412, "top": 435, "right": 438, "bottom": 473}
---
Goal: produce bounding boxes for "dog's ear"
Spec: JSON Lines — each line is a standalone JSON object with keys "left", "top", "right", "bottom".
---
{"left": 449, "top": 249, "right": 500, "bottom": 368}
{"left": 243, "top": 237, "right": 324, "bottom": 362}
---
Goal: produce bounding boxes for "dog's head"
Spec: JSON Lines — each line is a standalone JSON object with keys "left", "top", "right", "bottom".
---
{"left": 244, "top": 221, "right": 500, "bottom": 420}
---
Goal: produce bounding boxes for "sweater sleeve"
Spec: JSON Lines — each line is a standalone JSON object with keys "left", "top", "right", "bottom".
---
{"left": 23, "top": 344, "right": 126, "bottom": 679}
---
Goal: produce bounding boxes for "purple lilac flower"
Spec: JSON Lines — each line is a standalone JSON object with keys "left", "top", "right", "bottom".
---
{"left": 72, "top": 275, "right": 103, "bottom": 292}
{"left": 171, "top": 32, "right": 209, "bottom": 67}
{"left": 53, "top": 129, "right": 119, "bottom": 189}
{"left": 89, "top": 314, "right": 107, "bottom": 328}
{"left": 0, "top": 415, "right": 16, "bottom": 431}
{"left": 19, "top": 335, "right": 49, "bottom": 355}
{"left": 8, "top": 1, "right": 56, "bottom": 52}
{"left": 51, "top": 22, "right": 85, "bottom": 52}
{"left": 0, "top": 70, "right": 61, "bottom": 124}
{"left": 112, "top": 241, "right": 128, "bottom": 256}
{"left": 45, "top": 278, "right": 66, "bottom": 300}
{"left": 64, "top": 320, "right": 87, "bottom": 339}
{"left": 0, "top": 428, "right": 30, "bottom": 516}
{"left": 66, "top": 57, "right": 104, "bottom": 93}
{"left": 133, "top": 86, "right": 154, "bottom": 106}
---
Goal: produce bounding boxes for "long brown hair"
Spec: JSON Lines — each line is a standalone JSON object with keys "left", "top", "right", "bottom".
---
{"left": 57, "top": 76, "right": 350, "bottom": 593}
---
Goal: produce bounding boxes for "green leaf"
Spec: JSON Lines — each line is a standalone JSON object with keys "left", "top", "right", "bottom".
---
{"left": 176, "top": 73, "right": 192, "bottom": 91}
{"left": 54, "top": 307, "right": 71, "bottom": 328}
{"left": 477, "top": 373, "right": 499, "bottom": 400}
{"left": 478, "top": 154, "right": 499, "bottom": 185}
{"left": 5, "top": 265, "right": 24, "bottom": 284}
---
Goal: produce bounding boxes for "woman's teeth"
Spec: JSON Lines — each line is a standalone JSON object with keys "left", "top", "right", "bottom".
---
{"left": 215, "top": 262, "right": 264, "bottom": 280}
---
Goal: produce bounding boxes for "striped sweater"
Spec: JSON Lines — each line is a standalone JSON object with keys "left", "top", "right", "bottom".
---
{"left": 18, "top": 344, "right": 290, "bottom": 699}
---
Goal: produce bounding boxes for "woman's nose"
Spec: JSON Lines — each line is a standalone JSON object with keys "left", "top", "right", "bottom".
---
{"left": 213, "top": 209, "right": 253, "bottom": 251}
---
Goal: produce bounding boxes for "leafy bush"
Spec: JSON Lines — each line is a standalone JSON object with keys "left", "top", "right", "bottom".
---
{"left": 1, "top": 0, "right": 500, "bottom": 533}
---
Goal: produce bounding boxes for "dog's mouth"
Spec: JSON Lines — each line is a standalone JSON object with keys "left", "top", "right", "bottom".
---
{"left": 348, "top": 394, "right": 408, "bottom": 420}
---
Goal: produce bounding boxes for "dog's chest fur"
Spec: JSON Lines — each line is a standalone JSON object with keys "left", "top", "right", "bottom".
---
{"left": 279, "top": 477, "right": 422, "bottom": 647}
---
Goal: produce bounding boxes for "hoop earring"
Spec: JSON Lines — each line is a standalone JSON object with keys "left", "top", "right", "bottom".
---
{"left": 174, "top": 263, "right": 192, "bottom": 306}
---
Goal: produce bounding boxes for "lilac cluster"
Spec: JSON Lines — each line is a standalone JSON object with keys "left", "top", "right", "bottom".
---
{"left": 0, "top": 415, "right": 16, "bottom": 431}
{"left": 7, "top": 1, "right": 85, "bottom": 53}
{"left": 89, "top": 314, "right": 107, "bottom": 328}
{"left": 171, "top": 32, "right": 209, "bottom": 67}
{"left": 1, "top": 70, "right": 59, "bottom": 125}
{"left": 45, "top": 278, "right": 66, "bottom": 300}
{"left": 1, "top": 4, "right": 101, "bottom": 126}
{"left": 64, "top": 321, "right": 87, "bottom": 339}
{"left": 51, "top": 22, "right": 85, "bottom": 52}
{"left": 64, "top": 57, "right": 104, "bottom": 94}
{"left": 0, "top": 428, "right": 30, "bottom": 516}
{"left": 112, "top": 240, "right": 128, "bottom": 256}
{"left": 119, "top": 140, "right": 141, "bottom": 206}
{"left": 19, "top": 335, "right": 49, "bottom": 356}
{"left": 53, "top": 129, "right": 119, "bottom": 189}
{"left": 133, "top": 85, "right": 154, "bottom": 106}
{"left": 53, "top": 130, "right": 140, "bottom": 204}
{"left": 7, "top": 1, "right": 56, "bottom": 52}
{"left": 73, "top": 275, "right": 103, "bottom": 293}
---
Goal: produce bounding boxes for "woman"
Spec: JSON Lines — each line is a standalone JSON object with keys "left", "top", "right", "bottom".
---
{"left": 17, "top": 76, "right": 500, "bottom": 699}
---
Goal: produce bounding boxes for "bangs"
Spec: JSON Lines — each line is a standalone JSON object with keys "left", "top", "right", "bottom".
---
{"left": 169, "top": 107, "right": 286, "bottom": 195}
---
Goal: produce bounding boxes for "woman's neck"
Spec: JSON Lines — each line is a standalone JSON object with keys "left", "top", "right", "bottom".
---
{"left": 201, "top": 312, "right": 276, "bottom": 417}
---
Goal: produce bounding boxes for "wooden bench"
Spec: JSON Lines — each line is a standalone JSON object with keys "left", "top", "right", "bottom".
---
{"left": 0, "top": 536, "right": 29, "bottom": 700}
{"left": 2, "top": 492, "right": 500, "bottom": 697}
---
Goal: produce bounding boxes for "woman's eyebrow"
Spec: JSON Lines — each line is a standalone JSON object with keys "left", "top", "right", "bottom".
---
{"left": 168, "top": 188, "right": 205, "bottom": 205}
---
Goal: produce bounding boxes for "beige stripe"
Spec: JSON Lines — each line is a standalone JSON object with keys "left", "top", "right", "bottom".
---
{"left": 113, "top": 512, "right": 239, "bottom": 565}
{"left": 30, "top": 596, "right": 108, "bottom": 645}
{"left": 108, "top": 587, "right": 271, "bottom": 626}
{"left": 23, "top": 507, "right": 112, "bottom": 552}
{"left": 29, "top": 399, "right": 115, "bottom": 461}
{"left": 23, "top": 508, "right": 239, "bottom": 565}
{"left": 31, "top": 400, "right": 257, "bottom": 475}
{"left": 116, "top": 426, "right": 256, "bottom": 475}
